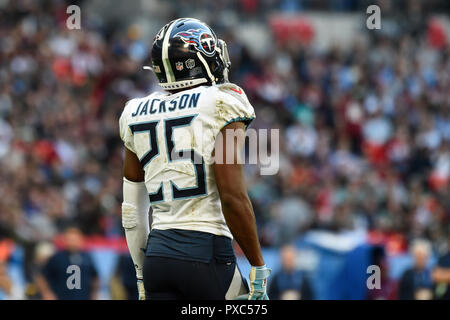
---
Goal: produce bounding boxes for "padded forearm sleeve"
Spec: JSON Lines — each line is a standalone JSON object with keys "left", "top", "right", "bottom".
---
{"left": 122, "top": 178, "right": 150, "bottom": 279}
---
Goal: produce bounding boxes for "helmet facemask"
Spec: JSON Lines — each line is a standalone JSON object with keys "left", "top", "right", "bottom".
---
{"left": 215, "top": 39, "right": 231, "bottom": 83}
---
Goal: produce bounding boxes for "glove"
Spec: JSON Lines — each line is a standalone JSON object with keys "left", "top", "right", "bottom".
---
{"left": 248, "top": 265, "right": 271, "bottom": 300}
{"left": 137, "top": 278, "right": 145, "bottom": 300}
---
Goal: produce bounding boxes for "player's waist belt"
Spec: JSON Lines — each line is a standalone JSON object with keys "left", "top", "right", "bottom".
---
{"left": 145, "top": 228, "right": 236, "bottom": 263}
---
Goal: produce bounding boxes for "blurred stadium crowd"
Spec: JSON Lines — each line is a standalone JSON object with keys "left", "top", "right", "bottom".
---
{"left": 0, "top": 0, "right": 449, "bottom": 299}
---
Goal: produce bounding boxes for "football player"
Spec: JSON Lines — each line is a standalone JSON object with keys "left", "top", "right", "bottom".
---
{"left": 119, "top": 18, "right": 270, "bottom": 300}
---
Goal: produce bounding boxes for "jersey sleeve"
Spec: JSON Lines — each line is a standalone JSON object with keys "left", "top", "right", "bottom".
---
{"left": 119, "top": 100, "right": 136, "bottom": 153}
{"left": 215, "top": 83, "right": 256, "bottom": 130}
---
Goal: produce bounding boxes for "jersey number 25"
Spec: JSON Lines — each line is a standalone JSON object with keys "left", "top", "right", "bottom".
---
{"left": 129, "top": 115, "right": 206, "bottom": 203}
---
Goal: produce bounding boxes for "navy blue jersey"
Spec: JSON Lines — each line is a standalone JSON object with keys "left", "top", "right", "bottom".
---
{"left": 435, "top": 253, "right": 450, "bottom": 300}
{"left": 42, "top": 250, "right": 98, "bottom": 300}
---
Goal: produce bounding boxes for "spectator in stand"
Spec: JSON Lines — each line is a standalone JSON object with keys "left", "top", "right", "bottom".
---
{"left": 432, "top": 235, "right": 450, "bottom": 300}
{"left": 268, "top": 245, "right": 314, "bottom": 300}
{"left": 0, "top": 262, "right": 13, "bottom": 299}
{"left": 367, "top": 246, "right": 397, "bottom": 300}
{"left": 25, "top": 241, "right": 55, "bottom": 300}
{"left": 115, "top": 254, "right": 139, "bottom": 300}
{"left": 35, "top": 227, "right": 99, "bottom": 300}
{"left": 0, "top": 239, "right": 24, "bottom": 300}
{"left": 398, "top": 240, "right": 434, "bottom": 300}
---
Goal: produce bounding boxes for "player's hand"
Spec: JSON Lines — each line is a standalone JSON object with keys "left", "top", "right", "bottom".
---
{"left": 137, "top": 278, "right": 145, "bottom": 300}
{"left": 248, "top": 265, "right": 271, "bottom": 300}
{"left": 42, "top": 291, "right": 57, "bottom": 300}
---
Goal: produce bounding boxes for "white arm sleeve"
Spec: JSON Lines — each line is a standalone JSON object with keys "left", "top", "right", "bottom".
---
{"left": 122, "top": 177, "right": 150, "bottom": 279}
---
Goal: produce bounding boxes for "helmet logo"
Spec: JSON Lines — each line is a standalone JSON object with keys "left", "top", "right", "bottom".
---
{"left": 185, "top": 59, "right": 195, "bottom": 69}
{"left": 200, "top": 33, "right": 215, "bottom": 54}
{"left": 174, "top": 29, "right": 216, "bottom": 57}
{"left": 175, "top": 61, "right": 184, "bottom": 71}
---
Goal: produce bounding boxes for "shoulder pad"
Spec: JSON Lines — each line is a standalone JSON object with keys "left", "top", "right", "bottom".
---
{"left": 216, "top": 83, "right": 249, "bottom": 105}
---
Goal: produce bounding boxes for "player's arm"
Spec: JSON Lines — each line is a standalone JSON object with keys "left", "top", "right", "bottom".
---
{"left": 35, "top": 274, "right": 56, "bottom": 300}
{"left": 433, "top": 266, "right": 450, "bottom": 282}
{"left": 90, "top": 276, "right": 100, "bottom": 300}
{"left": 213, "top": 122, "right": 264, "bottom": 266}
{"left": 35, "top": 258, "right": 57, "bottom": 300}
{"left": 122, "top": 147, "right": 150, "bottom": 300}
{"left": 213, "top": 121, "right": 271, "bottom": 300}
